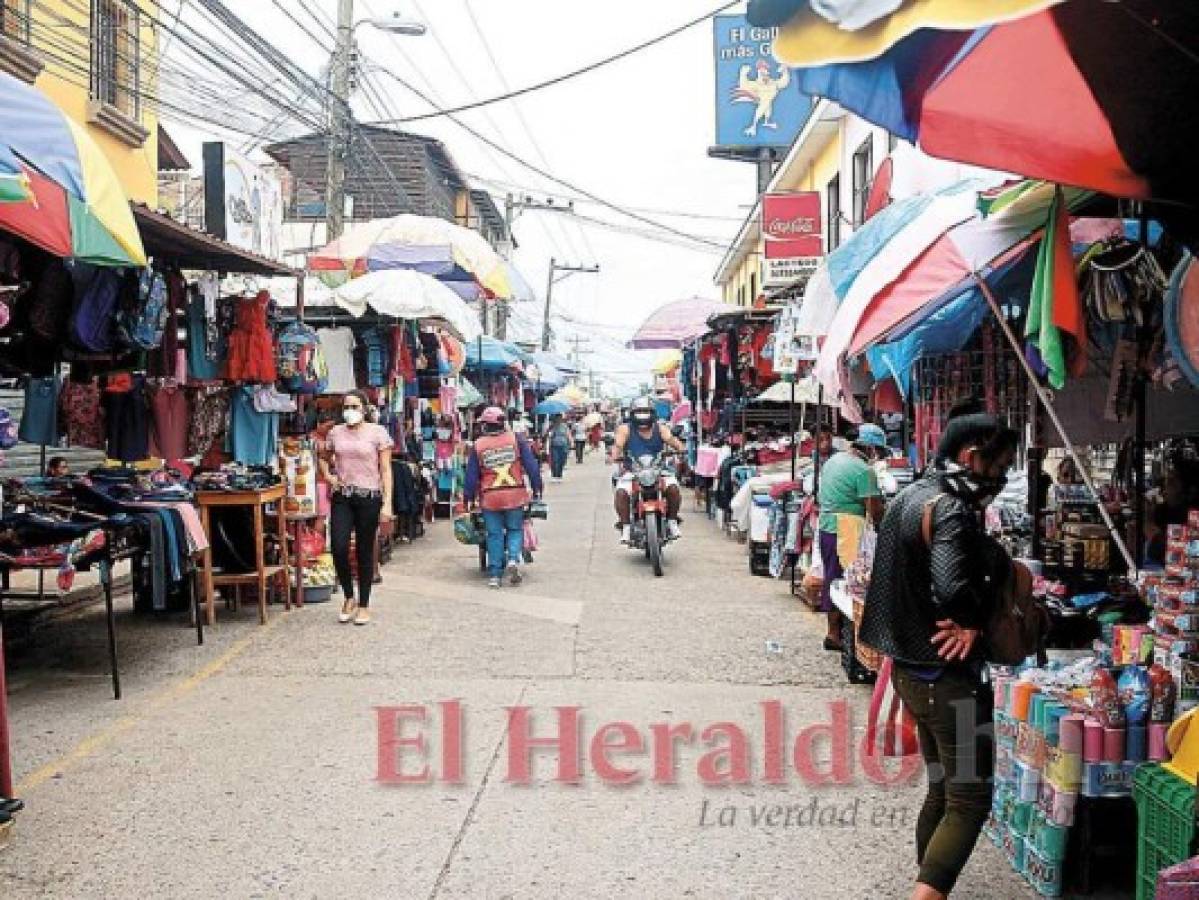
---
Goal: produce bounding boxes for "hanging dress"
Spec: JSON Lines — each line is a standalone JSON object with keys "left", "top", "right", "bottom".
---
{"left": 225, "top": 291, "right": 278, "bottom": 383}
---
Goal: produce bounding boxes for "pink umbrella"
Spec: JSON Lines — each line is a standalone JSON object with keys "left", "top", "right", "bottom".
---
{"left": 629, "top": 297, "right": 728, "bottom": 349}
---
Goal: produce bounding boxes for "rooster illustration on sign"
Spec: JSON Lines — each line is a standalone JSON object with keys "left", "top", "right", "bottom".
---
{"left": 731, "top": 60, "right": 792, "bottom": 138}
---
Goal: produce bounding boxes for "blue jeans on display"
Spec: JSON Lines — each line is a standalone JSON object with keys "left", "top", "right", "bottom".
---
{"left": 550, "top": 444, "right": 569, "bottom": 478}
{"left": 482, "top": 508, "right": 524, "bottom": 578}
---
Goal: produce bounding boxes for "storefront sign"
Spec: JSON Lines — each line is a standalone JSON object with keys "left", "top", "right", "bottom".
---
{"left": 713, "top": 15, "right": 812, "bottom": 150}
{"left": 762, "top": 256, "right": 819, "bottom": 289}
{"left": 762, "top": 192, "right": 822, "bottom": 259}
{"left": 202, "top": 142, "right": 285, "bottom": 260}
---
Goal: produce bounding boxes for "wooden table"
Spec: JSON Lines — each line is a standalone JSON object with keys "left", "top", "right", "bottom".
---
{"left": 196, "top": 485, "right": 289, "bottom": 626}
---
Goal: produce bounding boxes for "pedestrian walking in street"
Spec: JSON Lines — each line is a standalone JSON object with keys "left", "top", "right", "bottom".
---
{"left": 573, "top": 418, "right": 587, "bottom": 464}
{"left": 816, "top": 424, "right": 886, "bottom": 651}
{"left": 465, "top": 406, "right": 544, "bottom": 588}
{"left": 319, "top": 390, "right": 394, "bottom": 626}
{"left": 547, "top": 414, "right": 571, "bottom": 480}
{"left": 859, "top": 412, "right": 1020, "bottom": 900}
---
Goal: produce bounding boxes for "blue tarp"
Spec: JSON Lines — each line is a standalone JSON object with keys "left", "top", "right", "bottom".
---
{"left": 529, "top": 352, "right": 567, "bottom": 390}
{"left": 465, "top": 336, "right": 526, "bottom": 371}
{"left": 534, "top": 399, "right": 571, "bottom": 416}
{"left": 865, "top": 249, "right": 1036, "bottom": 394}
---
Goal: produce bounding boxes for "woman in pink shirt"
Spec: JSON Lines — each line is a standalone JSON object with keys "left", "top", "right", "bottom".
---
{"left": 318, "top": 390, "right": 394, "bottom": 625}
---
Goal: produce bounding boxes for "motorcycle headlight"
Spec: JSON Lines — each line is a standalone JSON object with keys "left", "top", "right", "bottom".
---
{"left": 637, "top": 470, "right": 658, "bottom": 488}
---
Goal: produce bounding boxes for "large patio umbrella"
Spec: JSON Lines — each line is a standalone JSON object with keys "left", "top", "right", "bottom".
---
{"left": 0, "top": 72, "right": 146, "bottom": 266}
{"left": 747, "top": 0, "right": 1061, "bottom": 62}
{"left": 330, "top": 269, "right": 483, "bottom": 342}
{"left": 629, "top": 297, "right": 727, "bottom": 349}
{"left": 465, "top": 335, "right": 526, "bottom": 371}
{"left": 812, "top": 179, "right": 1091, "bottom": 418}
{"left": 308, "top": 214, "right": 511, "bottom": 297}
{"left": 769, "top": 2, "right": 1199, "bottom": 213}
{"left": 534, "top": 398, "right": 571, "bottom": 416}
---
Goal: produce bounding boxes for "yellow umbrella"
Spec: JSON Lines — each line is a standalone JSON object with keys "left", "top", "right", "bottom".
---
{"left": 772, "top": 0, "right": 1063, "bottom": 67}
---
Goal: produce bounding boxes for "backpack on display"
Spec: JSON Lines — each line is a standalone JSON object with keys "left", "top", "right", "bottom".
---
{"left": 117, "top": 268, "right": 168, "bottom": 350}
{"left": 29, "top": 258, "right": 74, "bottom": 342}
{"left": 69, "top": 263, "right": 126, "bottom": 352}
{"left": 276, "top": 323, "right": 328, "bottom": 394}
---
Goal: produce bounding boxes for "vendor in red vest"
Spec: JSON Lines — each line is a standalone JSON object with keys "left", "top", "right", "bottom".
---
{"left": 465, "top": 406, "right": 544, "bottom": 589}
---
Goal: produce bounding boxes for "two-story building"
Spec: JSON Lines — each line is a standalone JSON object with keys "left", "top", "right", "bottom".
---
{"left": 714, "top": 100, "right": 898, "bottom": 308}
{"left": 1, "top": 0, "right": 160, "bottom": 205}
{"left": 264, "top": 125, "right": 510, "bottom": 267}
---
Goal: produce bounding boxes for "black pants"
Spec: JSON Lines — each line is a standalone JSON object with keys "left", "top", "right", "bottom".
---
{"left": 574, "top": 440, "right": 585, "bottom": 464}
{"left": 330, "top": 493, "right": 383, "bottom": 607}
{"left": 892, "top": 666, "right": 994, "bottom": 895}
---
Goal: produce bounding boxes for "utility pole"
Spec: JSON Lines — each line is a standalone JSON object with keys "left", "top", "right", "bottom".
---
{"left": 541, "top": 258, "right": 599, "bottom": 351}
{"left": 326, "top": 0, "right": 354, "bottom": 242}
{"left": 505, "top": 193, "right": 586, "bottom": 342}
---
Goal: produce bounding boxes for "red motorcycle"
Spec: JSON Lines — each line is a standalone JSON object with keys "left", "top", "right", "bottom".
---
{"left": 624, "top": 453, "right": 677, "bottom": 577}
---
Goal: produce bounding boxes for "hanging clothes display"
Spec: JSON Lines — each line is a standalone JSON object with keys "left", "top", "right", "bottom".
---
{"left": 318, "top": 326, "right": 357, "bottom": 394}
{"left": 148, "top": 381, "right": 190, "bottom": 465}
{"left": 103, "top": 375, "right": 150, "bottom": 463}
{"left": 19, "top": 374, "right": 61, "bottom": 446}
{"left": 185, "top": 286, "right": 224, "bottom": 381}
{"left": 186, "top": 385, "right": 230, "bottom": 458}
{"left": 228, "top": 385, "right": 278, "bottom": 466}
{"left": 59, "top": 377, "right": 106, "bottom": 450}
{"left": 225, "top": 291, "right": 277, "bottom": 384}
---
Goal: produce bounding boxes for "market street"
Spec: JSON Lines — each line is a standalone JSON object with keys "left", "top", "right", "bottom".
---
{"left": 0, "top": 454, "right": 1027, "bottom": 899}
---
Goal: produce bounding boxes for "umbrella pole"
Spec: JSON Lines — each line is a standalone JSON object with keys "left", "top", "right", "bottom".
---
{"left": 974, "top": 275, "right": 1136, "bottom": 574}
{"left": 813, "top": 385, "right": 824, "bottom": 497}
{"left": 789, "top": 379, "right": 797, "bottom": 481}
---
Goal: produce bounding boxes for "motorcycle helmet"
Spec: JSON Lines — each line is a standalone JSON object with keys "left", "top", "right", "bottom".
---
{"left": 629, "top": 397, "right": 656, "bottom": 430}
{"left": 479, "top": 406, "right": 506, "bottom": 435}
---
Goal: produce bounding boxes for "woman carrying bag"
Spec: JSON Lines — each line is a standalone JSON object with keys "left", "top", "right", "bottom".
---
{"left": 859, "top": 413, "right": 1043, "bottom": 900}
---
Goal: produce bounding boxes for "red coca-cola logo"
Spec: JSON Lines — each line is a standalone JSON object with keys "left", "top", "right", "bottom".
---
{"left": 764, "top": 215, "right": 818, "bottom": 239}
{"left": 761, "top": 192, "right": 822, "bottom": 260}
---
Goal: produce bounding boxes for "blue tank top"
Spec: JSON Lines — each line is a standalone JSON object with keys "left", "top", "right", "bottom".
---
{"left": 626, "top": 423, "right": 664, "bottom": 459}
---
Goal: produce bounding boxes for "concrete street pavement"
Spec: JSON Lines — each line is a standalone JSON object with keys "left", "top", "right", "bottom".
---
{"left": 0, "top": 450, "right": 1031, "bottom": 898}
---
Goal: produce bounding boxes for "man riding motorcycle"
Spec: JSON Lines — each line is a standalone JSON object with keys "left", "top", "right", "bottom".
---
{"left": 610, "top": 398, "right": 685, "bottom": 545}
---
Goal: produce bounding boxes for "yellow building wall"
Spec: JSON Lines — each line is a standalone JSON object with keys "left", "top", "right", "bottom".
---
{"left": 27, "top": 0, "right": 160, "bottom": 204}
{"left": 722, "top": 244, "right": 761, "bottom": 308}
{"left": 717, "top": 131, "right": 843, "bottom": 307}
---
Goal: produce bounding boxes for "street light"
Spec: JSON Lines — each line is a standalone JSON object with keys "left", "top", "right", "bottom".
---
{"left": 326, "top": 3, "right": 427, "bottom": 241}
{"left": 357, "top": 12, "right": 427, "bottom": 36}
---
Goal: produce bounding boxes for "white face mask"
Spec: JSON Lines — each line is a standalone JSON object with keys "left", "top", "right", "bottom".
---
{"left": 343, "top": 408, "right": 364, "bottom": 426}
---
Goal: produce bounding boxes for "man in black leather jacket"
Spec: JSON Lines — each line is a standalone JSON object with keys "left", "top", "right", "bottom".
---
{"left": 858, "top": 413, "right": 1018, "bottom": 900}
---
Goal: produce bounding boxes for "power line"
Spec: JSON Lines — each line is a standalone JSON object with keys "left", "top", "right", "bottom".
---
{"left": 460, "top": 0, "right": 597, "bottom": 266}
{"left": 364, "top": 0, "right": 740, "bottom": 125}
{"left": 398, "top": 0, "right": 577, "bottom": 265}
{"left": 367, "top": 66, "right": 728, "bottom": 250}
{"left": 467, "top": 173, "right": 747, "bottom": 223}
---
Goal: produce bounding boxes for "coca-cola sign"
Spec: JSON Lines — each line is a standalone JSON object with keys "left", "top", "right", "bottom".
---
{"left": 761, "top": 192, "right": 822, "bottom": 260}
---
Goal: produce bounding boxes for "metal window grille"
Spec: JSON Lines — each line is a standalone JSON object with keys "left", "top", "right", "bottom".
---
{"left": 852, "top": 138, "right": 873, "bottom": 227}
{"left": 90, "top": 0, "right": 140, "bottom": 120}
{"left": 826, "top": 175, "right": 841, "bottom": 252}
{"left": 1, "top": 0, "right": 32, "bottom": 43}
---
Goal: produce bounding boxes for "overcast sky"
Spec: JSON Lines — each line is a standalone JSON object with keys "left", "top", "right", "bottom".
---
{"left": 165, "top": 0, "right": 757, "bottom": 390}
